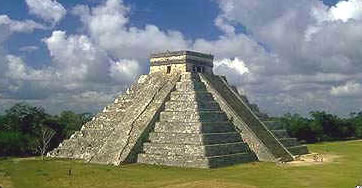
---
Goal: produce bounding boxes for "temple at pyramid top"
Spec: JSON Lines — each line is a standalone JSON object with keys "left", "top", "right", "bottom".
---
{"left": 150, "top": 50, "right": 214, "bottom": 74}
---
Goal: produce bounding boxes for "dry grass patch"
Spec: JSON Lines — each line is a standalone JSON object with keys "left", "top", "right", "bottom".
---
{"left": 161, "top": 179, "right": 256, "bottom": 188}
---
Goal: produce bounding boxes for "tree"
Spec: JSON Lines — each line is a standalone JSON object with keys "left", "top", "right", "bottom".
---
{"left": 350, "top": 111, "right": 362, "bottom": 138}
{"left": 3, "top": 103, "right": 46, "bottom": 135}
{"left": 310, "top": 111, "right": 354, "bottom": 141}
{"left": 280, "top": 113, "right": 316, "bottom": 143}
{"left": 0, "top": 103, "right": 92, "bottom": 157}
{"left": 0, "top": 115, "right": 5, "bottom": 130}
{"left": 36, "top": 126, "right": 56, "bottom": 160}
{"left": 58, "top": 111, "right": 92, "bottom": 138}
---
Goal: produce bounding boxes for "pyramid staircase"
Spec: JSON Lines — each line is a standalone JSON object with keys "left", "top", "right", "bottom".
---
{"left": 200, "top": 74, "right": 308, "bottom": 161}
{"left": 138, "top": 73, "right": 256, "bottom": 168}
{"left": 264, "top": 121, "right": 309, "bottom": 156}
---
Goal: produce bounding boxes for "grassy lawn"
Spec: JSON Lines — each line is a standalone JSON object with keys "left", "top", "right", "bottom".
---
{"left": 1, "top": 140, "right": 362, "bottom": 188}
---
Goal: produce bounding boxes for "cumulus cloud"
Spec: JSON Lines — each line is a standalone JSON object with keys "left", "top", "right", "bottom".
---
{"left": 0, "top": 15, "right": 48, "bottom": 99}
{"left": 25, "top": 0, "right": 66, "bottom": 24}
{"left": 331, "top": 81, "right": 362, "bottom": 97}
{"left": 44, "top": 31, "right": 109, "bottom": 83}
{"left": 1, "top": 0, "right": 189, "bottom": 114}
{"left": 3, "top": 0, "right": 362, "bottom": 116}
{"left": 0, "top": 15, "right": 45, "bottom": 35}
{"left": 214, "top": 58, "right": 249, "bottom": 75}
{"left": 72, "top": 0, "right": 190, "bottom": 62}
{"left": 109, "top": 59, "right": 140, "bottom": 84}
{"left": 328, "top": 0, "right": 362, "bottom": 22}
{"left": 194, "top": 0, "right": 362, "bottom": 115}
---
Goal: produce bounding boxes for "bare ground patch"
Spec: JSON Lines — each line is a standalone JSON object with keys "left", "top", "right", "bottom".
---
{"left": 0, "top": 173, "right": 13, "bottom": 188}
{"left": 280, "top": 153, "right": 341, "bottom": 167}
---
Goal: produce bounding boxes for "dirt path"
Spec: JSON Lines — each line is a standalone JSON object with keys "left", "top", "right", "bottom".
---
{"left": 0, "top": 175, "right": 13, "bottom": 188}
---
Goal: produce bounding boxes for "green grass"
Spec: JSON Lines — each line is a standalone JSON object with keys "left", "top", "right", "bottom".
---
{"left": 1, "top": 140, "right": 362, "bottom": 188}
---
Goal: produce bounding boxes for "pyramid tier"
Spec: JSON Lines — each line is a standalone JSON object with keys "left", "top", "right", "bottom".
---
{"left": 287, "top": 145, "right": 309, "bottom": 156}
{"left": 263, "top": 121, "right": 309, "bottom": 156}
{"left": 176, "top": 81, "right": 207, "bottom": 91}
{"left": 154, "top": 122, "right": 237, "bottom": 134}
{"left": 164, "top": 100, "right": 220, "bottom": 111}
{"left": 138, "top": 152, "right": 255, "bottom": 168}
{"left": 148, "top": 132, "right": 243, "bottom": 145}
{"left": 270, "top": 130, "right": 289, "bottom": 138}
{"left": 159, "top": 111, "right": 229, "bottom": 122}
{"left": 170, "top": 91, "right": 215, "bottom": 101}
{"left": 180, "top": 72, "right": 201, "bottom": 81}
{"left": 142, "top": 142, "right": 249, "bottom": 157}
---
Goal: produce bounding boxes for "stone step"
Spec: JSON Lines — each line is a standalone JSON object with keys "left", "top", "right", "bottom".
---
{"left": 170, "top": 91, "right": 214, "bottom": 101}
{"left": 164, "top": 100, "right": 220, "bottom": 111}
{"left": 278, "top": 138, "right": 299, "bottom": 147}
{"left": 287, "top": 145, "right": 309, "bottom": 156}
{"left": 271, "top": 129, "right": 289, "bottom": 138}
{"left": 154, "top": 122, "right": 237, "bottom": 134}
{"left": 137, "top": 152, "right": 255, "bottom": 168}
{"left": 207, "top": 152, "right": 256, "bottom": 168}
{"left": 159, "top": 111, "right": 229, "bottom": 122}
{"left": 176, "top": 81, "right": 207, "bottom": 91}
{"left": 263, "top": 121, "right": 284, "bottom": 130}
{"left": 50, "top": 143, "right": 96, "bottom": 160}
{"left": 148, "top": 132, "right": 243, "bottom": 145}
{"left": 143, "top": 142, "right": 249, "bottom": 157}
{"left": 180, "top": 72, "right": 201, "bottom": 82}
{"left": 82, "top": 120, "right": 116, "bottom": 130}
{"left": 60, "top": 134, "right": 106, "bottom": 149}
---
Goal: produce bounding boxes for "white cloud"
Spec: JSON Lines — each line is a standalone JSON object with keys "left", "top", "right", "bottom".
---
{"left": 202, "top": 0, "right": 362, "bottom": 115}
{"left": 25, "top": 0, "right": 66, "bottom": 24}
{"left": 72, "top": 0, "right": 190, "bottom": 62}
{"left": 307, "top": 0, "right": 362, "bottom": 39}
{"left": 331, "top": 81, "right": 362, "bottom": 97}
{"left": 0, "top": 15, "right": 45, "bottom": 33}
{"left": 214, "top": 15, "right": 235, "bottom": 36}
{"left": 328, "top": 0, "right": 362, "bottom": 22}
{"left": 214, "top": 58, "right": 249, "bottom": 75}
{"left": 43, "top": 30, "right": 111, "bottom": 83}
{"left": 5, "top": 55, "right": 54, "bottom": 81}
{"left": 19, "top": 46, "right": 39, "bottom": 52}
{"left": 110, "top": 59, "right": 140, "bottom": 84}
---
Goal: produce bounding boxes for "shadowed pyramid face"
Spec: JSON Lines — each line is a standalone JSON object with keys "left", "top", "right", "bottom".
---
{"left": 49, "top": 51, "right": 308, "bottom": 168}
{"left": 149, "top": 51, "right": 214, "bottom": 75}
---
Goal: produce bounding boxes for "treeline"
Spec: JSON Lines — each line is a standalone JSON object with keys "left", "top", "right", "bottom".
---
{"left": 0, "top": 103, "right": 92, "bottom": 157}
{"left": 276, "top": 111, "right": 362, "bottom": 143}
{"left": 1, "top": 103, "right": 362, "bottom": 157}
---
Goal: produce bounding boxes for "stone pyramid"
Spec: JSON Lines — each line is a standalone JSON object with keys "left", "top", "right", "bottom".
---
{"left": 49, "top": 51, "right": 308, "bottom": 168}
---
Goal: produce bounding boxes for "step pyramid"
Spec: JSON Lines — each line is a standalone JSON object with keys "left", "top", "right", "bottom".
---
{"left": 137, "top": 73, "right": 256, "bottom": 168}
{"left": 49, "top": 50, "right": 308, "bottom": 168}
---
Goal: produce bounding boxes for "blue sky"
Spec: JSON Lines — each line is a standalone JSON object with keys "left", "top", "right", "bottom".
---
{"left": 1, "top": 0, "right": 362, "bottom": 116}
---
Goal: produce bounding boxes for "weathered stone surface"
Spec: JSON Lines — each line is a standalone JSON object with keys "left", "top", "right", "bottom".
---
{"left": 153, "top": 122, "right": 235, "bottom": 134}
{"left": 48, "top": 72, "right": 180, "bottom": 165}
{"left": 138, "top": 72, "right": 256, "bottom": 168}
{"left": 200, "top": 73, "right": 295, "bottom": 162}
